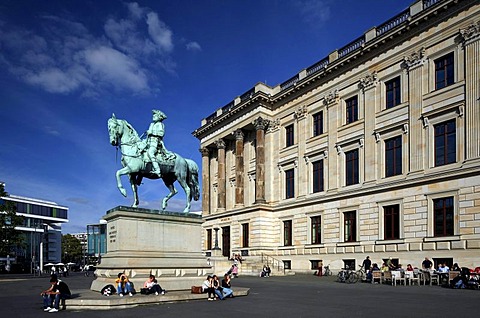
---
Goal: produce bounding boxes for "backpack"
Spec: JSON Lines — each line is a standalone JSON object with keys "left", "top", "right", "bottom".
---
{"left": 101, "top": 284, "right": 116, "bottom": 296}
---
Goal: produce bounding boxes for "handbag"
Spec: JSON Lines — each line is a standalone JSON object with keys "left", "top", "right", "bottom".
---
{"left": 191, "top": 286, "right": 203, "bottom": 294}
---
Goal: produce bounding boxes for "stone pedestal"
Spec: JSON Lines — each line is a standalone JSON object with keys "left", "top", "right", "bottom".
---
{"left": 91, "top": 206, "right": 211, "bottom": 292}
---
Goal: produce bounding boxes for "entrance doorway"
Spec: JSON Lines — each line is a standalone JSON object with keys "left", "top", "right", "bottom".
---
{"left": 222, "top": 226, "right": 230, "bottom": 257}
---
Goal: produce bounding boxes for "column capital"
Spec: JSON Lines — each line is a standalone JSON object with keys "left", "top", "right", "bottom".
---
{"left": 266, "top": 118, "right": 280, "bottom": 134}
{"left": 461, "top": 22, "right": 480, "bottom": 46}
{"left": 358, "top": 72, "right": 378, "bottom": 92}
{"left": 402, "top": 47, "right": 426, "bottom": 72}
{"left": 199, "top": 147, "right": 210, "bottom": 157}
{"left": 323, "top": 89, "right": 339, "bottom": 106}
{"left": 294, "top": 105, "right": 308, "bottom": 120}
{"left": 253, "top": 116, "right": 269, "bottom": 131}
{"left": 233, "top": 129, "right": 244, "bottom": 140}
{"left": 214, "top": 139, "right": 226, "bottom": 149}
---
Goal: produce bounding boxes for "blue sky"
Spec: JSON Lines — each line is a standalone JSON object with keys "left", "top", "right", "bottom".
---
{"left": 0, "top": 0, "right": 413, "bottom": 233}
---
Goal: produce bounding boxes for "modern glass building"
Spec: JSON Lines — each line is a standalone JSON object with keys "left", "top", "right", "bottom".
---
{"left": 86, "top": 222, "right": 107, "bottom": 264}
{"left": 1, "top": 190, "right": 68, "bottom": 273}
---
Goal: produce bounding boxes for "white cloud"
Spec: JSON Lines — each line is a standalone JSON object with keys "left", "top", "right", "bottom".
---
{"left": 83, "top": 46, "right": 149, "bottom": 92}
{"left": 24, "top": 67, "right": 83, "bottom": 94}
{"left": 186, "top": 41, "right": 202, "bottom": 52}
{"left": 0, "top": 2, "right": 183, "bottom": 97}
{"left": 146, "top": 12, "right": 173, "bottom": 53}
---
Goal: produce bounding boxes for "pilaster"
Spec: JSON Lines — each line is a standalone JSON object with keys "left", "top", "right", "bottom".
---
{"left": 461, "top": 22, "right": 480, "bottom": 160}
{"left": 295, "top": 105, "right": 308, "bottom": 197}
{"left": 403, "top": 48, "right": 427, "bottom": 172}
{"left": 359, "top": 72, "right": 378, "bottom": 182}
{"left": 325, "top": 90, "right": 339, "bottom": 191}
{"left": 200, "top": 148, "right": 210, "bottom": 214}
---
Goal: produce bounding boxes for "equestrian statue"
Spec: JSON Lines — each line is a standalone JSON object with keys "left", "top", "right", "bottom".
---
{"left": 107, "top": 111, "right": 199, "bottom": 213}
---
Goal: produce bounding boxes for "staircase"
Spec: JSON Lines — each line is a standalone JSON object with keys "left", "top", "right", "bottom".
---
{"left": 237, "top": 254, "right": 292, "bottom": 277}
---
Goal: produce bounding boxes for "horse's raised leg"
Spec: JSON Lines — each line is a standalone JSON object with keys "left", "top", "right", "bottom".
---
{"left": 162, "top": 183, "right": 178, "bottom": 211}
{"left": 116, "top": 166, "right": 132, "bottom": 197}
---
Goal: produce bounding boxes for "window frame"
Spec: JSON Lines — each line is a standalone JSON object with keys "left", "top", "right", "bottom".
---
{"left": 434, "top": 119, "right": 456, "bottom": 167}
{"left": 433, "top": 197, "right": 454, "bottom": 237}
{"left": 345, "top": 149, "right": 359, "bottom": 186}
{"left": 385, "top": 76, "right": 401, "bottom": 109}
{"left": 283, "top": 220, "right": 293, "bottom": 246}
{"left": 285, "top": 124, "right": 295, "bottom": 147}
{"left": 385, "top": 135, "right": 403, "bottom": 177}
{"left": 241, "top": 223, "right": 249, "bottom": 248}
{"left": 312, "top": 159, "right": 324, "bottom": 193}
{"left": 311, "top": 215, "right": 322, "bottom": 245}
{"left": 345, "top": 96, "right": 358, "bottom": 124}
{"left": 434, "top": 52, "right": 455, "bottom": 90}
{"left": 343, "top": 211, "right": 357, "bottom": 243}
{"left": 285, "top": 168, "right": 295, "bottom": 199}
{"left": 313, "top": 111, "right": 324, "bottom": 137}
{"left": 384, "top": 204, "right": 400, "bottom": 240}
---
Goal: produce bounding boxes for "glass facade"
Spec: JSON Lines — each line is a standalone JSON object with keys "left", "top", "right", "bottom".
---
{"left": 87, "top": 224, "right": 107, "bottom": 256}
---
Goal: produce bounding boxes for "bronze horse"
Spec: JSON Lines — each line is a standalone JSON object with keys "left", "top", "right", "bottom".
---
{"left": 107, "top": 114, "right": 199, "bottom": 212}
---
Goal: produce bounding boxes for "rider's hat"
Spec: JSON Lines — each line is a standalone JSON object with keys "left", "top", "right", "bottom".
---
{"left": 152, "top": 109, "right": 167, "bottom": 120}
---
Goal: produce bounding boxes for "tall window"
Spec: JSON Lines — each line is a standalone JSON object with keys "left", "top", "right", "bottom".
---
{"left": 242, "top": 223, "right": 249, "bottom": 247}
{"left": 385, "top": 136, "right": 402, "bottom": 177}
{"left": 385, "top": 76, "right": 401, "bottom": 109}
{"left": 312, "top": 160, "right": 324, "bottom": 193}
{"left": 434, "top": 197, "right": 454, "bottom": 237}
{"left": 311, "top": 216, "right": 322, "bottom": 244}
{"left": 313, "top": 112, "right": 323, "bottom": 137}
{"left": 283, "top": 220, "right": 292, "bottom": 246}
{"left": 286, "top": 124, "right": 294, "bottom": 147}
{"left": 285, "top": 168, "right": 295, "bottom": 199}
{"left": 206, "top": 229, "right": 212, "bottom": 250}
{"left": 344, "top": 211, "right": 356, "bottom": 242}
{"left": 384, "top": 205, "right": 400, "bottom": 240}
{"left": 435, "top": 52, "right": 454, "bottom": 90}
{"left": 434, "top": 120, "right": 456, "bottom": 166}
{"left": 345, "top": 96, "right": 358, "bottom": 124}
{"left": 345, "top": 149, "right": 359, "bottom": 186}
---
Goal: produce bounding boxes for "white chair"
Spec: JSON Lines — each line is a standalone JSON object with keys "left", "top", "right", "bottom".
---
{"left": 429, "top": 270, "right": 439, "bottom": 286}
{"left": 404, "top": 271, "right": 420, "bottom": 285}
{"left": 391, "top": 271, "right": 406, "bottom": 286}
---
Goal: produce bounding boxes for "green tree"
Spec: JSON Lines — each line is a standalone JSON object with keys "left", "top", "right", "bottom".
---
{"left": 0, "top": 184, "right": 25, "bottom": 257}
{"left": 61, "top": 234, "right": 82, "bottom": 263}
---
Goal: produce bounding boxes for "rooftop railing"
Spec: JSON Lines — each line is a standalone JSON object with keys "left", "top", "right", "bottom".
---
{"left": 338, "top": 35, "right": 365, "bottom": 58}
{"left": 240, "top": 88, "right": 255, "bottom": 101}
{"left": 424, "top": 0, "right": 441, "bottom": 9}
{"left": 306, "top": 57, "right": 329, "bottom": 76}
{"left": 280, "top": 74, "right": 299, "bottom": 91}
{"left": 376, "top": 9, "right": 411, "bottom": 37}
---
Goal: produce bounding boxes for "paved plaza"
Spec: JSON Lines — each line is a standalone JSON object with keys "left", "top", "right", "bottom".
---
{"left": 1, "top": 272, "right": 478, "bottom": 317}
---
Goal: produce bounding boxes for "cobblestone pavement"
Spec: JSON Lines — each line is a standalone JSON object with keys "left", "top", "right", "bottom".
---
{"left": 1, "top": 272, "right": 478, "bottom": 317}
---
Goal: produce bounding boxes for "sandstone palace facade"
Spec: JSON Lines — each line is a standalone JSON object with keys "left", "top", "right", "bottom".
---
{"left": 193, "top": 0, "right": 480, "bottom": 273}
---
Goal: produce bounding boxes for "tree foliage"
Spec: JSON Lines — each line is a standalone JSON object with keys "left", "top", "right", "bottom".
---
{"left": 0, "top": 184, "right": 25, "bottom": 256}
{"left": 61, "top": 234, "right": 83, "bottom": 263}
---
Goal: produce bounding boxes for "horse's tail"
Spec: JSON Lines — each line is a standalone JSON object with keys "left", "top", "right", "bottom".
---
{"left": 185, "top": 159, "right": 200, "bottom": 201}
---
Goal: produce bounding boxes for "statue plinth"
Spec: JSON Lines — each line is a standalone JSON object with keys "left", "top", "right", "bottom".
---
{"left": 91, "top": 206, "right": 211, "bottom": 292}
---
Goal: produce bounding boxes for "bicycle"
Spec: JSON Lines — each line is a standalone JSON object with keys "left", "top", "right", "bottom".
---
{"left": 337, "top": 266, "right": 358, "bottom": 283}
{"left": 323, "top": 265, "right": 332, "bottom": 277}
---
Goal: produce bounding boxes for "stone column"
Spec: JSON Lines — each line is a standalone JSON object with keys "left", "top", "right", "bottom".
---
{"left": 200, "top": 148, "right": 210, "bottom": 215}
{"left": 359, "top": 72, "right": 378, "bottom": 182}
{"left": 215, "top": 139, "right": 226, "bottom": 212}
{"left": 253, "top": 117, "right": 268, "bottom": 204}
{"left": 403, "top": 48, "right": 427, "bottom": 172}
{"left": 233, "top": 129, "right": 245, "bottom": 207}
{"left": 325, "top": 90, "right": 340, "bottom": 191}
{"left": 461, "top": 23, "right": 480, "bottom": 160}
